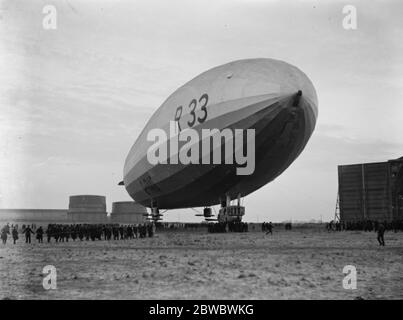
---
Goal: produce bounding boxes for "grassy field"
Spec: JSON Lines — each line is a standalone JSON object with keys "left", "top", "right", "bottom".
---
{"left": 0, "top": 227, "right": 402, "bottom": 299}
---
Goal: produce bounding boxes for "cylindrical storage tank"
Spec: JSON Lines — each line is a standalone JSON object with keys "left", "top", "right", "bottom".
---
{"left": 110, "top": 201, "right": 147, "bottom": 224}
{"left": 68, "top": 195, "right": 108, "bottom": 223}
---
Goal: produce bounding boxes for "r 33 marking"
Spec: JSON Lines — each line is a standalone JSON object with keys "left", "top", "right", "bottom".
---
{"left": 174, "top": 93, "right": 209, "bottom": 131}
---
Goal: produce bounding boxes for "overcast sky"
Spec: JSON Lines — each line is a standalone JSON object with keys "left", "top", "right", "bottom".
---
{"left": 1, "top": 0, "right": 402, "bottom": 222}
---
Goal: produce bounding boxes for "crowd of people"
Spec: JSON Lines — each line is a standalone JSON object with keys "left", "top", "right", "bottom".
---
{"left": 261, "top": 221, "right": 274, "bottom": 234}
{"left": 208, "top": 221, "right": 249, "bottom": 233}
{"left": 0, "top": 223, "right": 156, "bottom": 245}
{"left": 324, "top": 219, "right": 403, "bottom": 247}
{"left": 2, "top": 219, "right": 402, "bottom": 245}
{"left": 326, "top": 219, "right": 403, "bottom": 232}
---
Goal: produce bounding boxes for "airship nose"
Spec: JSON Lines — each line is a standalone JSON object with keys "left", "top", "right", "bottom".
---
{"left": 292, "top": 88, "right": 316, "bottom": 117}
{"left": 281, "top": 81, "right": 317, "bottom": 134}
{"left": 293, "top": 90, "right": 302, "bottom": 107}
{"left": 289, "top": 71, "right": 318, "bottom": 121}
{"left": 281, "top": 88, "right": 317, "bottom": 148}
{"left": 271, "top": 60, "right": 318, "bottom": 120}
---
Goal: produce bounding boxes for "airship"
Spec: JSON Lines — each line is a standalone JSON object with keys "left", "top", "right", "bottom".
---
{"left": 122, "top": 58, "right": 318, "bottom": 222}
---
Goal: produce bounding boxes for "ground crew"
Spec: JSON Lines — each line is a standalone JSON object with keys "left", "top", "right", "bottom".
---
{"left": 36, "top": 226, "right": 44, "bottom": 243}
{"left": 1, "top": 225, "right": 9, "bottom": 244}
{"left": 23, "top": 226, "right": 35, "bottom": 244}
{"left": 377, "top": 223, "right": 386, "bottom": 246}
{"left": 12, "top": 227, "right": 19, "bottom": 244}
{"left": 266, "top": 222, "right": 273, "bottom": 235}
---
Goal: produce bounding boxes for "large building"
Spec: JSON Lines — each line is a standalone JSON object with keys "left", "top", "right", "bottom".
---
{"left": 110, "top": 201, "right": 147, "bottom": 224}
{"left": 0, "top": 197, "right": 149, "bottom": 225}
{"left": 338, "top": 157, "right": 403, "bottom": 222}
{"left": 67, "top": 195, "right": 108, "bottom": 223}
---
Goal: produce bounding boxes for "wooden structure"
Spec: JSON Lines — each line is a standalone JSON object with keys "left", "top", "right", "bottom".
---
{"left": 338, "top": 157, "right": 403, "bottom": 222}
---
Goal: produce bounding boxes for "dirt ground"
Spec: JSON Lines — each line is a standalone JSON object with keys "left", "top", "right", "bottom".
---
{"left": 0, "top": 227, "right": 402, "bottom": 300}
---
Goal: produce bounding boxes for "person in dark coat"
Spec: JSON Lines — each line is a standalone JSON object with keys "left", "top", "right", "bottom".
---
{"left": 147, "top": 224, "right": 154, "bottom": 238}
{"left": 12, "top": 227, "right": 19, "bottom": 244}
{"left": 36, "top": 226, "right": 44, "bottom": 243}
{"left": 23, "top": 226, "right": 35, "bottom": 244}
{"left": 1, "top": 225, "right": 10, "bottom": 245}
{"left": 377, "top": 223, "right": 386, "bottom": 246}
{"left": 265, "top": 222, "right": 273, "bottom": 235}
{"left": 46, "top": 225, "right": 52, "bottom": 243}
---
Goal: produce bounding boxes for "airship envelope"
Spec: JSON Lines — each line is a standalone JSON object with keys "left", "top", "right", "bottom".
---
{"left": 123, "top": 58, "right": 318, "bottom": 209}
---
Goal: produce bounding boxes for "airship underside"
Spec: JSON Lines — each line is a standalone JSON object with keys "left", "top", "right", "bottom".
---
{"left": 123, "top": 58, "right": 318, "bottom": 210}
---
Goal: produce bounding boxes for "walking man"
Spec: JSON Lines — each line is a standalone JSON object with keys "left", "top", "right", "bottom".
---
{"left": 12, "top": 226, "right": 19, "bottom": 244}
{"left": 266, "top": 222, "right": 273, "bottom": 235}
{"left": 1, "top": 225, "right": 10, "bottom": 244}
{"left": 377, "top": 223, "right": 386, "bottom": 246}
{"left": 23, "top": 225, "right": 35, "bottom": 244}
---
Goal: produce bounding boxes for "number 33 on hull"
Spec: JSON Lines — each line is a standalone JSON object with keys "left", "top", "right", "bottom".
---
{"left": 122, "top": 58, "right": 318, "bottom": 215}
